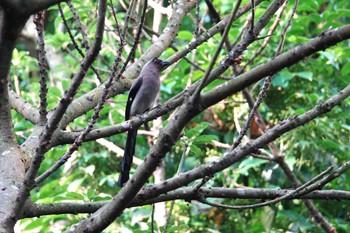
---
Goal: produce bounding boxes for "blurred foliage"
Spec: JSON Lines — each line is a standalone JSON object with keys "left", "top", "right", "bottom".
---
{"left": 10, "top": 0, "right": 350, "bottom": 232}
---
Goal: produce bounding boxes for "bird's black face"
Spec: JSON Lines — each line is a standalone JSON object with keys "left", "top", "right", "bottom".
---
{"left": 152, "top": 58, "right": 170, "bottom": 70}
{"left": 160, "top": 60, "right": 170, "bottom": 68}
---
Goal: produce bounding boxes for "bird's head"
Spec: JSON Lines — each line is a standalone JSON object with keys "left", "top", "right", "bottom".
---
{"left": 147, "top": 58, "right": 170, "bottom": 71}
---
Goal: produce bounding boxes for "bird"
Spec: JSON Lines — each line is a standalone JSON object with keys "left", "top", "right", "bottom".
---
{"left": 118, "top": 58, "right": 170, "bottom": 187}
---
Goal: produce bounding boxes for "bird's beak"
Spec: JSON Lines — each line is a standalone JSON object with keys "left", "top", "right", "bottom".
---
{"left": 160, "top": 60, "right": 170, "bottom": 69}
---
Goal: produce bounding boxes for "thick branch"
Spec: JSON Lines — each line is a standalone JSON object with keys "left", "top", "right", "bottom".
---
{"left": 0, "top": 0, "right": 66, "bottom": 16}
{"left": 0, "top": 7, "right": 27, "bottom": 232}
{"left": 8, "top": 88, "right": 40, "bottom": 125}
{"left": 22, "top": 188, "right": 350, "bottom": 218}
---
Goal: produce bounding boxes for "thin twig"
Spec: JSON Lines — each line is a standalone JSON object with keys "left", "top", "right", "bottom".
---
{"left": 142, "top": 25, "right": 205, "bottom": 72}
{"left": 296, "top": 160, "right": 350, "bottom": 198}
{"left": 249, "top": 0, "right": 255, "bottom": 33}
{"left": 162, "top": 143, "right": 190, "bottom": 233}
{"left": 66, "top": 0, "right": 89, "bottom": 49}
{"left": 196, "top": 166, "right": 334, "bottom": 209}
{"left": 21, "top": 188, "right": 350, "bottom": 218}
{"left": 151, "top": 204, "right": 155, "bottom": 233}
{"left": 33, "top": 11, "right": 48, "bottom": 125}
{"left": 109, "top": 0, "right": 122, "bottom": 38}
{"left": 58, "top": 3, "right": 102, "bottom": 82}
{"left": 121, "top": 0, "right": 136, "bottom": 42}
{"left": 192, "top": 0, "right": 242, "bottom": 100}
{"left": 242, "top": 0, "right": 288, "bottom": 70}
{"left": 232, "top": 0, "right": 296, "bottom": 149}
{"left": 194, "top": 1, "right": 200, "bottom": 38}
{"left": 275, "top": 0, "right": 299, "bottom": 56}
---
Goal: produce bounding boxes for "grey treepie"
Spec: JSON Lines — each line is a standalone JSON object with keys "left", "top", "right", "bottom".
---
{"left": 118, "top": 58, "right": 170, "bottom": 187}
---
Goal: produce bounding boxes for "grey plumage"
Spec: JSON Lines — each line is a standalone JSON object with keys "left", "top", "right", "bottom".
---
{"left": 118, "top": 58, "right": 170, "bottom": 187}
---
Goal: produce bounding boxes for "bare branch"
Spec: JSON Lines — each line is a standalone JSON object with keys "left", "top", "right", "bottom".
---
{"left": 241, "top": 0, "right": 288, "bottom": 74}
{"left": 232, "top": 0, "right": 298, "bottom": 149}
{"left": 66, "top": 0, "right": 89, "bottom": 50}
{"left": 197, "top": 166, "right": 334, "bottom": 210}
{"left": 0, "top": 0, "right": 66, "bottom": 16}
{"left": 192, "top": 0, "right": 242, "bottom": 99}
{"left": 22, "top": 188, "right": 350, "bottom": 218}
{"left": 58, "top": 3, "right": 102, "bottom": 82}
{"left": 34, "top": 11, "right": 48, "bottom": 125}
{"left": 8, "top": 88, "right": 40, "bottom": 124}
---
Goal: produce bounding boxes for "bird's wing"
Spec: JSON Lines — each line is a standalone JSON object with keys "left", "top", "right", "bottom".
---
{"left": 125, "top": 77, "right": 143, "bottom": 120}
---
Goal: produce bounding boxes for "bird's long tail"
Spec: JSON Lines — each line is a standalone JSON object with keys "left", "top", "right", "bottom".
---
{"left": 118, "top": 128, "right": 137, "bottom": 187}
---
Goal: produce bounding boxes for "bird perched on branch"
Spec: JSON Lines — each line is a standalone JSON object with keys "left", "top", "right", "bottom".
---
{"left": 118, "top": 58, "right": 170, "bottom": 187}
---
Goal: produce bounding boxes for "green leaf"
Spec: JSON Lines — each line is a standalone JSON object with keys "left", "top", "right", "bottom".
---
{"left": 24, "top": 218, "right": 44, "bottom": 231}
{"left": 92, "top": 195, "right": 112, "bottom": 201}
{"left": 236, "top": 157, "right": 268, "bottom": 176}
{"left": 66, "top": 192, "right": 85, "bottom": 201}
{"left": 131, "top": 208, "right": 151, "bottom": 225}
{"left": 12, "top": 49, "right": 21, "bottom": 66}
{"left": 53, "top": 192, "right": 85, "bottom": 201}
{"left": 193, "top": 135, "right": 219, "bottom": 144}
{"left": 321, "top": 140, "right": 342, "bottom": 152}
{"left": 52, "top": 195, "right": 69, "bottom": 202}
{"left": 68, "top": 178, "right": 84, "bottom": 192}
{"left": 49, "top": 86, "right": 62, "bottom": 98}
{"left": 261, "top": 206, "right": 275, "bottom": 232}
{"left": 190, "top": 144, "right": 202, "bottom": 156}
{"left": 272, "top": 70, "right": 295, "bottom": 88}
{"left": 186, "top": 122, "right": 210, "bottom": 138}
{"left": 178, "top": 31, "right": 193, "bottom": 41}
{"left": 341, "top": 62, "right": 350, "bottom": 76}
{"left": 87, "top": 189, "right": 96, "bottom": 200}
{"left": 319, "top": 51, "right": 339, "bottom": 69}
{"left": 341, "top": 124, "right": 350, "bottom": 130}
{"left": 285, "top": 156, "right": 296, "bottom": 171}
{"left": 296, "top": 71, "right": 313, "bottom": 81}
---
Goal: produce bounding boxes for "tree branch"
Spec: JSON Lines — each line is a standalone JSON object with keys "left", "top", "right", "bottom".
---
{"left": 21, "top": 188, "right": 350, "bottom": 218}
{"left": 0, "top": 0, "right": 66, "bottom": 16}
{"left": 8, "top": 88, "right": 40, "bottom": 124}
{"left": 0, "top": 7, "right": 28, "bottom": 231}
{"left": 34, "top": 11, "right": 49, "bottom": 125}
